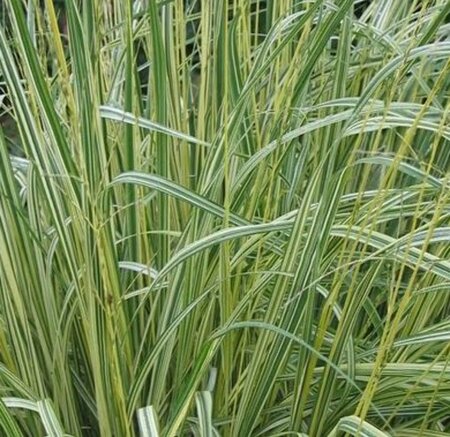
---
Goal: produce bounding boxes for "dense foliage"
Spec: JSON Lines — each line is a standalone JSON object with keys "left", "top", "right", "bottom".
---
{"left": 0, "top": 0, "right": 450, "bottom": 435}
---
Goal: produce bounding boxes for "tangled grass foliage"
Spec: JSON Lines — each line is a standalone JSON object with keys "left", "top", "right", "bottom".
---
{"left": 0, "top": 0, "right": 450, "bottom": 435}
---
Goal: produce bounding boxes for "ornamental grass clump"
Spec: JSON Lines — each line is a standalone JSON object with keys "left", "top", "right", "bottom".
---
{"left": 0, "top": 0, "right": 450, "bottom": 435}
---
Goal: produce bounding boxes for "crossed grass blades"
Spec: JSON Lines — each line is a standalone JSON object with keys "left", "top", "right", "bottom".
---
{"left": 0, "top": 0, "right": 450, "bottom": 435}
